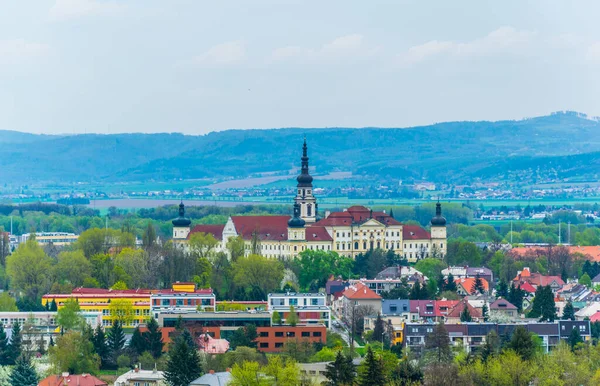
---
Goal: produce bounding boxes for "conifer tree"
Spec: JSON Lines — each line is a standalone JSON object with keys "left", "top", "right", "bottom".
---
{"left": 373, "top": 314, "right": 385, "bottom": 343}
{"left": 144, "top": 317, "right": 164, "bottom": 359}
{"left": 8, "top": 321, "right": 22, "bottom": 365}
{"left": 568, "top": 327, "right": 583, "bottom": 350}
{"left": 180, "top": 328, "right": 197, "bottom": 350}
{"left": 130, "top": 326, "right": 146, "bottom": 356}
{"left": 472, "top": 274, "right": 485, "bottom": 294}
{"left": 325, "top": 351, "right": 355, "bottom": 386}
{"left": 482, "top": 303, "right": 489, "bottom": 322}
{"left": 358, "top": 346, "right": 385, "bottom": 386}
{"left": 460, "top": 305, "right": 472, "bottom": 322}
{"left": 445, "top": 273, "right": 457, "bottom": 292}
{"left": 496, "top": 280, "right": 509, "bottom": 298}
{"left": 164, "top": 334, "right": 202, "bottom": 386}
{"left": 425, "top": 322, "right": 451, "bottom": 363}
{"left": 9, "top": 355, "right": 38, "bottom": 386}
{"left": 0, "top": 323, "right": 9, "bottom": 365}
{"left": 562, "top": 299, "right": 576, "bottom": 321}
{"left": 507, "top": 325, "right": 536, "bottom": 361}
{"left": 50, "top": 299, "right": 58, "bottom": 312}
{"left": 107, "top": 320, "right": 125, "bottom": 366}
{"left": 92, "top": 324, "right": 109, "bottom": 368}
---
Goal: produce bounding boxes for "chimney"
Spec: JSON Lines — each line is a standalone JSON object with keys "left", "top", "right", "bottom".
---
{"left": 226, "top": 368, "right": 232, "bottom": 372}
{"left": 325, "top": 210, "right": 331, "bottom": 218}
{"left": 209, "top": 370, "right": 215, "bottom": 375}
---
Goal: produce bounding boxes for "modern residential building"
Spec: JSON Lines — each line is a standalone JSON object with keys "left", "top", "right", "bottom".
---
{"left": 267, "top": 292, "right": 331, "bottom": 327}
{"left": 19, "top": 232, "right": 79, "bottom": 246}
{"left": 114, "top": 367, "right": 165, "bottom": 386}
{"left": 171, "top": 140, "right": 447, "bottom": 261}
{"left": 404, "top": 320, "right": 591, "bottom": 354}
{"left": 150, "top": 282, "right": 215, "bottom": 318}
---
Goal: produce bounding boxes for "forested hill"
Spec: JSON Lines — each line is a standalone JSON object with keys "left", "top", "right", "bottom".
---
{"left": 2, "top": 111, "right": 600, "bottom": 185}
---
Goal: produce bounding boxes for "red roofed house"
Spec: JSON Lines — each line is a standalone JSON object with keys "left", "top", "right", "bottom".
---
{"left": 39, "top": 373, "right": 107, "bottom": 386}
{"left": 337, "top": 283, "right": 382, "bottom": 323}
{"left": 513, "top": 267, "right": 565, "bottom": 292}
{"left": 455, "top": 277, "right": 490, "bottom": 296}
{"left": 446, "top": 299, "right": 483, "bottom": 323}
{"left": 409, "top": 300, "right": 460, "bottom": 322}
{"left": 171, "top": 140, "right": 447, "bottom": 261}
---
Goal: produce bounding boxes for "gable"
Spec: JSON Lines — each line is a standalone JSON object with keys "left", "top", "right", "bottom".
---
{"left": 359, "top": 218, "right": 385, "bottom": 228}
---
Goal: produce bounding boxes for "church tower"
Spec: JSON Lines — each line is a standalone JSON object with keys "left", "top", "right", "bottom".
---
{"left": 295, "top": 138, "right": 317, "bottom": 223}
{"left": 430, "top": 201, "right": 447, "bottom": 257}
{"left": 172, "top": 201, "right": 192, "bottom": 241}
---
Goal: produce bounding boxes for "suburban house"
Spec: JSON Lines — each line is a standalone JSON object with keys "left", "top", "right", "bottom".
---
{"left": 441, "top": 266, "right": 493, "bottom": 284}
{"left": 39, "top": 374, "right": 107, "bottom": 386}
{"left": 489, "top": 298, "right": 518, "bottom": 320}
{"left": 337, "top": 283, "right": 382, "bottom": 323}
{"left": 445, "top": 299, "right": 483, "bottom": 323}
{"left": 455, "top": 277, "right": 490, "bottom": 296}
{"left": 114, "top": 367, "right": 165, "bottom": 386}
{"left": 513, "top": 267, "right": 565, "bottom": 292}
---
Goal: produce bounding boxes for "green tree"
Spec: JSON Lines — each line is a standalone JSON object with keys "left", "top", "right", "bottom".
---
{"left": 226, "top": 235, "right": 245, "bottom": 262}
{"left": 144, "top": 318, "right": 164, "bottom": 359}
{"left": 528, "top": 285, "right": 556, "bottom": 322}
{"left": 562, "top": 299, "right": 576, "bottom": 321}
{"left": 109, "top": 298, "right": 134, "bottom": 326}
{"left": 92, "top": 325, "right": 110, "bottom": 369}
{"left": 296, "top": 250, "right": 354, "bottom": 291}
{"left": 263, "top": 355, "right": 300, "bottom": 386}
{"left": 479, "top": 330, "right": 500, "bottom": 362}
{"left": 8, "top": 321, "right": 22, "bottom": 365}
{"left": 49, "top": 331, "right": 100, "bottom": 374}
{"left": 415, "top": 258, "right": 446, "bottom": 281}
{"left": 272, "top": 311, "right": 282, "bottom": 325}
{"left": 107, "top": 320, "right": 126, "bottom": 365}
{"left": 142, "top": 221, "right": 157, "bottom": 249}
{"left": 568, "top": 327, "right": 583, "bottom": 350}
{"left": 445, "top": 273, "right": 457, "bottom": 292}
{"left": 57, "top": 298, "right": 84, "bottom": 331}
{"left": 472, "top": 274, "right": 485, "bottom": 294}
{"left": 114, "top": 248, "right": 150, "bottom": 289}
{"left": 233, "top": 254, "right": 284, "bottom": 300}
{"left": 580, "top": 272, "right": 592, "bottom": 287}
{"left": 508, "top": 284, "right": 524, "bottom": 313}
{"left": 496, "top": 280, "right": 509, "bottom": 298}
{"left": 393, "top": 356, "right": 423, "bottom": 385}
{"left": 0, "top": 324, "right": 9, "bottom": 365}
{"left": 164, "top": 334, "right": 203, "bottom": 386}
{"left": 229, "top": 324, "right": 258, "bottom": 350}
{"left": 506, "top": 325, "right": 536, "bottom": 361}
{"left": 325, "top": 351, "right": 356, "bottom": 386}
{"left": 9, "top": 355, "right": 38, "bottom": 386}
{"left": 6, "top": 240, "right": 54, "bottom": 301}
{"left": 129, "top": 327, "right": 146, "bottom": 356}
{"left": 425, "top": 322, "right": 452, "bottom": 363}
{"left": 287, "top": 305, "right": 299, "bottom": 326}
{"left": 0, "top": 292, "right": 18, "bottom": 312}
{"left": 189, "top": 232, "right": 219, "bottom": 259}
{"left": 358, "top": 346, "right": 386, "bottom": 386}
{"left": 49, "top": 299, "right": 58, "bottom": 312}
{"left": 53, "top": 250, "right": 92, "bottom": 287}
{"left": 373, "top": 314, "right": 385, "bottom": 343}
{"left": 460, "top": 305, "right": 472, "bottom": 322}
{"left": 481, "top": 303, "right": 489, "bottom": 322}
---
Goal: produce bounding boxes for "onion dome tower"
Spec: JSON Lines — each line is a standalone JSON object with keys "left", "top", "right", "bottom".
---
{"left": 430, "top": 200, "right": 447, "bottom": 257}
{"left": 172, "top": 201, "right": 192, "bottom": 240}
{"left": 295, "top": 138, "right": 317, "bottom": 223}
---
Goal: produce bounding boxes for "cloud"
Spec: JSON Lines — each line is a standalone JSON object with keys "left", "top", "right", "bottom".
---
{"left": 49, "top": 0, "right": 123, "bottom": 22}
{"left": 270, "top": 34, "right": 378, "bottom": 63}
{"left": 0, "top": 39, "right": 51, "bottom": 64}
{"left": 191, "top": 41, "right": 246, "bottom": 66}
{"left": 399, "top": 26, "right": 537, "bottom": 65}
{"left": 586, "top": 42, "right": 600, "bottom": 62}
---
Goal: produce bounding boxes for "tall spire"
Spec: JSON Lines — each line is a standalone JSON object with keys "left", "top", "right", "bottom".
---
{"left": 297, "top": 137, "right": 313, "bottom": 187}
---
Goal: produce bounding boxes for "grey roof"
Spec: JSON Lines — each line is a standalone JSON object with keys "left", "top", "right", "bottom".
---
{"left": 190, "top": 372, "right": 232, "bottom": 386}
{"left": 592, "top": 273, "right": 600, "bottom": 283}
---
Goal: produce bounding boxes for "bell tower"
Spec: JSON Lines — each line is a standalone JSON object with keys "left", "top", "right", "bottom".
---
{"left": 295, "top": 138, "right": 317, "bottom": 223}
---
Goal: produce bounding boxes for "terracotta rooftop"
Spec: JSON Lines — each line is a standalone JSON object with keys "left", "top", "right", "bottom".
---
{"left": 39, "top": 374, "right": 107, "bottom": 386}
{"left": 447, "top": 299, "right": 482, "bottom": 318}
{"left": 305, "top": 226, "right": 333, "bottom": 241}
{"left": 455, "top": 277, "right": 490, "bottom": 294}
{"left": 402, "top": 225, "right": 431, "bottom": 240}
{"left": 188, "top": 224, "right": 225, "bottom": 240}
{"left": 231, "top": 216, "right": 290, "bottom": 241}
{"left": 342, "top": 283, "right": 381, "bottom": 300}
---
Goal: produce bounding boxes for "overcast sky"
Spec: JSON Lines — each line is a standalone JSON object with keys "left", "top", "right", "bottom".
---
{"left": 1, "top": 0, "right": 599, "bottom": 134}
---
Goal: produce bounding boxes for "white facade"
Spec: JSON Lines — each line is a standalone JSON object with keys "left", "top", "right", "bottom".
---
{"left": 268, "top": 292, "right": 331, "bottom": 327}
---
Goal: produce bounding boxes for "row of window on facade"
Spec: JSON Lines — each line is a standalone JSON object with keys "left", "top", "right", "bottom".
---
{"left": 259, "top": 331, "right": 322, "bottom": 338}
{"left": 270, "top": 298, "right": 324, "bottom": 306}
{"left": 101, "top": 309, "right": 151, "bottom": 316}
{"left": 336, "top": 231, "right": 401, "bottom": 238}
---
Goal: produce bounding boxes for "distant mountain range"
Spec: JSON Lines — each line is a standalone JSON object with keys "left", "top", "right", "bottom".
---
{"left": 2, "top": 111, "right": 600, "bottom": 186}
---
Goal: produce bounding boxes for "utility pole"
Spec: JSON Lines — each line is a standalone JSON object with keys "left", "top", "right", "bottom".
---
{"left": 558, "top": 220, "right": 561, "bottom": 245}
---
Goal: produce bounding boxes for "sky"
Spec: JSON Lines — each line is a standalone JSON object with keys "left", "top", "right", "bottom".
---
{"left": 0, "top": 0, "right": 599, "bottom": 134}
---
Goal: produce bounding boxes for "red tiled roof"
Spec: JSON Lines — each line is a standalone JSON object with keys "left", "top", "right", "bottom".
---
{"left": 512, "top": 246, "right": 600, "bottom": 262}
{"left": 342, "top": 283, "right": 381, "bottom": 300}
{"left": 231, "top": 216, "right": 290, "bottom": 241}
{"left": 314, "top": 212, "right": 353, "bottom": 227}
{"left": 155, "top": 288, "right": 214, "bottom": 295}
{"left": 315, "top": 206, "right": 401, "bottom": 226}
{"left": 39, "top": 374, "right": 107, "bottom": 386}
{"left": 447, "top": 299, "right": 482, "bottom": 318}
{"left": 305, "top": 226, "right": 333, "bottom": 242}
{"left": 590, "top": 311, "right": 600, "bottom": 323}
{"left": 455, "top": 277, "right": 490, "bottom": 294}
{"left": 402, "top": 225, "right": 431, "bottom": 240}
{"left": 519, "top": 282, "right": 537, "bottom": 293}
{"left": 188, "top": 224, "right": 225, "bottom": 240}
{"left": 42, "top": 288, "right": 154, "bottom": 300}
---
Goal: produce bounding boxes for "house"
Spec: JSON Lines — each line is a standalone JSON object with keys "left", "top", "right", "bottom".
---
{"left": 489, "top": 298, "right": 518, "bottom": 320}
{"left": 592, "top": 272, "right": 600, "bottom": 286}
{"left": 513, "top": 267, "right": 565, "bottom": 291}
{"left": 39, "top": 373, "right": 107, "bottom": 386}
{"left": 441, "top": 266, "right": 493, "bottom": 284}
{"left": 198, "top": 333, "right": 229, "bottom": 354}
{"left": 376, "top": 266, "right": 424, "bottom": 280}
{"left": 190, "top": 370, "right": 232, "bottom": 386}
{"left": 409, "top": 300, "right": 459, "bottom": 323}
{"left": 114, "top": 367, "right": 165, "bottom": 386}
{"left": 337, "top": 283, "right": 382, "bottom": 323}
{"left": 445, "top": 299, "right": 482, "bottom": 323}
{"left": 455, "top": 277, "right": 490, "bottom": 296}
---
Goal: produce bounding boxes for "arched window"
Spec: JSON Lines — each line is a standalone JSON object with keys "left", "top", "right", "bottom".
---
{"left": 363, "top": 242, "right": 367, "bottom": 250}
{"left": 377, "top": 241, "right": 381, "bottom": 249}
{"left": 307, "top": 204, "right": 312, "bottom": 217}
{"left": 354, "top": 242, "right": 359, "bottom": 250}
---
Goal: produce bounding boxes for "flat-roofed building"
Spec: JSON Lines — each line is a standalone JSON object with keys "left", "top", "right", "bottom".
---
{"left": 268, "top": 292, "right": 330, "bottom": 327}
